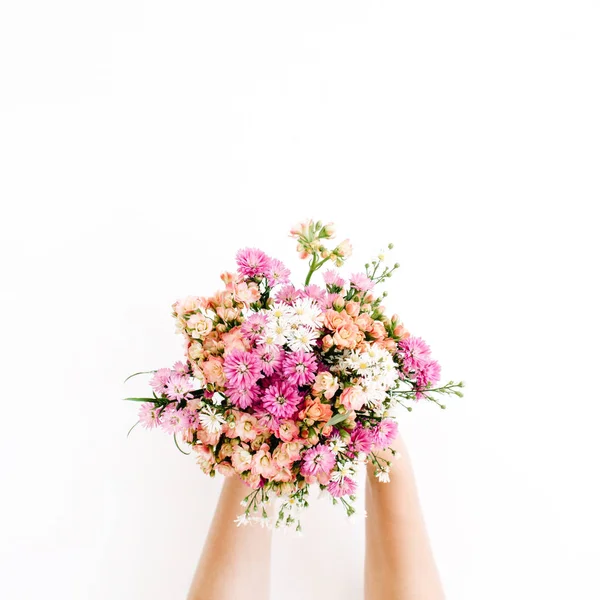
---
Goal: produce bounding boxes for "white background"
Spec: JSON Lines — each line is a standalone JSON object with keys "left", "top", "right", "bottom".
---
{"left": 1, "top": 2, "right": 599, "bottom": 599}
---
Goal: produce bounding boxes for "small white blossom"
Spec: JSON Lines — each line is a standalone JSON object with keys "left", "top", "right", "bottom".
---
{"left": 234, "top": 513, "right": 250, "bottom": 527}
{"left": 199, "top": 406, "right": 226, "bottom": 433}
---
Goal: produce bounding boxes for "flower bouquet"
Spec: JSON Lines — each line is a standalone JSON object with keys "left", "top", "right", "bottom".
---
{"left": 125, "top": 220, "right": 463, "bottom": 530}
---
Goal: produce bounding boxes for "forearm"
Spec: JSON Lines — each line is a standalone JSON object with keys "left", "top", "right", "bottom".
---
{"left": 187, "top": 477, "right": 272, "bottom": 600}
{"left": 365, "top": 436, "right": 445, "bottom": 600}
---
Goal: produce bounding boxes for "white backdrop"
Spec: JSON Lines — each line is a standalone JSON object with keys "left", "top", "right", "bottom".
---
{"left": 1, "top": 2, "right": 599, "bottom": 599}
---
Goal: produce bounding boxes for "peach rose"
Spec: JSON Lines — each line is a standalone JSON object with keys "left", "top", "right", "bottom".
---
{"left": 299, "top": 398, "right": 333, "bottom": 423}
{"left": 233, "top": 281, "right": 261, "bottom": 306}
{"left": 322, "top": 334, "right": 334, "bottom": 352}
{"left": 369, "top": 320, "right": 386, "bottom": 340}
{"left": 235, "top": 413, "right": 259, "bottom": 442}
{"left": 340, "top": 386, "right": 367, "bottom": 411}
{"left": 278, "top": 420, "right": 300, "bottom": 442}
{"left": 312, "top": 372, "right": 339, "bottom": 400}
{"left": 251, "top": 443, "right": 278, "bottom": 478}
{"left": 202, "top": 356, "right": 226, "bottom": 387}
{"left": 332, "top": 322, "right": 362, "bottom": 349}
{"left": 222, "top": 327, "right": 248, "bottom": 355}
{"left": 324, "top": 309, "right": 349, "bottom": 331}
{"left": 216, "top": 461, "right": 235, "bottom": 477}
{"left": 231, "top": 446, "right": 253, "bottom": 473}
{"left": 355, "top": 313, "right": 374, "bottom": 332}
{"left": 345, "top": 301, "right": 360, "bottom": 318}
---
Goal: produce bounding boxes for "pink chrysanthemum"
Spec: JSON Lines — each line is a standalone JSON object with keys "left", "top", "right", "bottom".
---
{"left": 322, "top": 269, "right": 345, "bottom": 289}
{"left": 235, "top": 248, "right": 272, "bottom": 278}
{"left": 417, "top": 359, "right": 441, "bottom": 387}
{"left": 149, "top": 368, "right": 172, "bottom": 395}
{"left": 327, "top": 476, "right": 358, "bottom": 498}
{"left": 165, "top": 373, "right": 194, "bottom": 401}
{"left": 223, "top": 349, "right": 262, "bottom": 388}
{"left": 226, "top": 383, "right": 259, "bottom": 409}
{"left": 282, "top": 350, "right": 318, "bottom": 386}
{"left": 262, "top": 381, "right": 302, "bottom": 419}
{"left": 275, "top": 284, "right": 300, "bottom": 305}
{"left": 349, "top": 272, "right": 375, "bottom": 292}
{"left": 348, "top": 426, "right": 374, "bottom": 455}
{"left": 159, "top": 405, "right": 190, "bottom": 434}
{"left": 300, "top": 444, "right": 336, "bottom": 479}
{"left": 399, "top": 337, "right": 432, "bottom": 372}
{"left": 299, "top": 284, "right": 327, "bottom": 308}
{"left": 241, "top": 313, "right": 269, "bottom": 344}
{"left": 172, "top": 361, "right": 190, "bottom": 375}
{"left": 372, "top": 419, "right": 399, "bottom": 450}
{"left": 255, "top": 345, "right": 283, "bottom": 376}
{"left": 266, "top": 259, "right": 291, "bottom": 287}
{"left": 138, "top": 402, "right": 162, "bottom": 429}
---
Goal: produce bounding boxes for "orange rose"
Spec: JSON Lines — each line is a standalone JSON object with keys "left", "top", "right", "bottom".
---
{"left": 300, "top": 398, "right": 333, "bottom": 423}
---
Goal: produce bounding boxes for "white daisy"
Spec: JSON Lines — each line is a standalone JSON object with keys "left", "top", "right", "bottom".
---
{"left": 329, "top": 438, "right": 347, "bottom": 454}
{"left": 198, "top": 406, "right": 225, "bottom": 434}
{"left": 288, "top": 325, "right": 319, "bottom": 352}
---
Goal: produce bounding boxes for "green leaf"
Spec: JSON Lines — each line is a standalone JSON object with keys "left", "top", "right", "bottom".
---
{"left": 123, "top": 397, "right": 157, "bottom": 402}
{"left": 123, "top": 370, "right": 156, "bottom": 384}
{"left": 326, "top": 412, "right": 349, "bottom": 427}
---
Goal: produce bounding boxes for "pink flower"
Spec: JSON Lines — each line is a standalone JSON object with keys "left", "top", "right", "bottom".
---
{"left": 262, "top": 381, "right": 302, "bottom": 419}
{"left": 251, "top": 443, "right": 278, "bottom": 478}
{"left": 277, "top": 419, "right": 300, "bottom": 442}
{"left": 299, "top": 284, "right": 327, "bottom": 308}
{"left": 172, "top": 361, "right": 190, "bottom": 375}
{"left": 159, "top": 404, "right": 190, "bottom": 434}
{"left": 282, "top": 350, "right": 318, "bottom": 386}
{"left": 418, "top": 359, "right": 441, "bottom": 387}
{"left": 255, "top": 345, "right": 283, "bottom": 376}
{"left": 312, "top": 372, "right": 339, "bottom": 400}
{"left": 138, "top": 402, "right": 162, "bottom": 429}
{"left": 339, "top": 385, "right": 367, "bottom": 411}
{"left": 235, "top": 413, "right": 260, "bottom": 442}
{"left": 226, "top": 383, "right": 259, "bottom": 409}
{"left": 399, "top": 337, "right": 432, "bottom": 372}
{"left": 235, "top": 248, "right": 272, "bottom": 278}
{"left": 349, "top": 272, "right": 375, "bottom": 292}
{"left": 275, "top": 284, "right": 300, "bottom": 304}
{"left": 300, "top": 444, "right": 336, "bottom": 484}
{"left": 231, "top": 446, "right": 253, "bottom": 473}
{"left": 348, "top": 425, "right": 374, "bottom": 455}
{"left": 149, "top": 368, "right": 172, "bottom": 396}
{"left": 241, "top": 313, "right": 269, "bottom": 343}
{"left": 255, "top": 409, "right": 281, "bottom": 433}
{"left": 165, "top": 373, "right": 194, "bottom": 401}
{"left": 372, "top": 419, "right": 399, "bottom": 450}
{"left": 223, "top": 349, "right": 262, "bottom": 388}
{"left": 266, "top": 259, "right": 291, "bottom": 287}
{"left": 322, "top": 269, "right": 345, "bottom": 289}
{"left": 327, "top": 476, "right": 357, "bottom": 498}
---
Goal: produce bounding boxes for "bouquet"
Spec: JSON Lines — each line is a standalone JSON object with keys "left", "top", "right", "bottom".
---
{"left": 125, "top": 220, "right": 463, "bottom": 530}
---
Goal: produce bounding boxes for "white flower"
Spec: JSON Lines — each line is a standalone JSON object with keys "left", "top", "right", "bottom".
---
{"left": 199, "top": 406, "right": 225, "bottom": 433}
{"left": 290, "top": 298, "right": 322, "bottom": 327}
{"left": 288, "top": 325, "right": 319, "bottom": 352}
{"left": 234, "top": 513, "right": 250, "bottom": 527}
{"left": 375, "top": 467, "right": 391, "bottom": 483}
{"left": 329, "top": 438, "right": 347, "bottom": 454}
{"left": 331, "top": 461, "right": 354, "bottom": 482}
{"left": 271, "top": 302, "right": 294, "bottom": 321}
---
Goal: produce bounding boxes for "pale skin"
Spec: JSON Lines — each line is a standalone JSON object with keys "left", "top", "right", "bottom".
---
{"left": 187, "top": 433, "right": 444, "bottom": 600}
